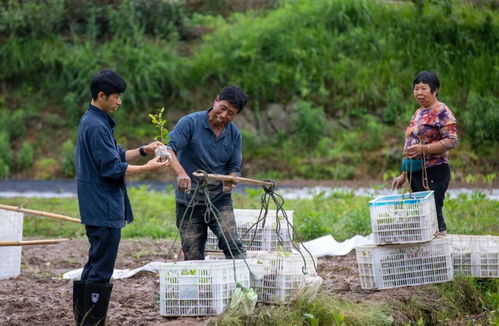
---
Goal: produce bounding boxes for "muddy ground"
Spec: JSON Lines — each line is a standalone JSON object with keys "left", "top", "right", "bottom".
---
{"left": 0, "top": 239, "right": 480, "bottom": 326}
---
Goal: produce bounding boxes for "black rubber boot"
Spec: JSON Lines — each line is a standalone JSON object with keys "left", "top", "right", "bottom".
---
{"left": 73, "top": 280, "right": 86, "bottom": 325}
{"left": 81, "top": 282, "right": 113, "bottom": 326}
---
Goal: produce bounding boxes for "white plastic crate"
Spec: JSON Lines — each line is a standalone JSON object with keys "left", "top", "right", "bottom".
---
{"left": 207, "top": 251, "right": 316, "bottom": 304}
{"left": 356, "top": 238, "right": 452, "bottom": 289}
{"left": 212, "top": 252, "right": 316, "bottom": 303}
{"left": 159, "top": 260, "right": 250, "bottom": 316}
{"left": 369, "top": 191, "right": 438, "bottom": 244}
{"left": 448, "top": 234, "right": 498, "bottom": 278}
{"left": 205, "top": 209, "right": 294, "bottom": 252}
{"left": 0, "top": 209, "right": 23, "bottom": 280}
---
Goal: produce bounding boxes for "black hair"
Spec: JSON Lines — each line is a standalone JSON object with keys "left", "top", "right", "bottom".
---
{"left": 413, "top": 71, "right": 440, "bottom": 95}
{"left": 90, "top": 69, "right": 127, "bottom": 100}
{"left": 218, "top": 85, "right": 248, "bottom": 112}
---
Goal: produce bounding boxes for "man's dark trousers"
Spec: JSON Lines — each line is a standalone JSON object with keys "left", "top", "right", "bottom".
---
{"left": 81, "top": 225, "right": 121, "bottom": 283}
{"left": 74, "top": 225, "right": 120, "bottom": 325}
{"left": 176, "top": 198, "right": 246, "bottom": 260}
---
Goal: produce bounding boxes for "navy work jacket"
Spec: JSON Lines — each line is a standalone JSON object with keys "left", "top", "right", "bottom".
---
{"left": 76, "top": 105, "right": 133, "bottom": 228}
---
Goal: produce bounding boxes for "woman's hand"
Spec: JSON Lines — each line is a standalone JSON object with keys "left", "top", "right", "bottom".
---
{"left": 391, "top": 173, "right": 406, "bottom": 190}
{"left": 405, "top": 144, "right": 426, "bottom": 159}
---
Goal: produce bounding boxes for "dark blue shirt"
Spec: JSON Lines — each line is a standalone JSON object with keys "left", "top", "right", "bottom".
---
{"left": 76, "top": 105, "right": 133, "bottom": 228}
{"left": 167, "top": 109, "right": 242, "bottom": 205}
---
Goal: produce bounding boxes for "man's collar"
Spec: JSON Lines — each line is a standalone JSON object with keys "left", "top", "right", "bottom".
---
{"left": 203, "top": 107, "right": 212, "bottom": 129}
{"left": 88, "top": 104, "right": 116, "bottom": 128}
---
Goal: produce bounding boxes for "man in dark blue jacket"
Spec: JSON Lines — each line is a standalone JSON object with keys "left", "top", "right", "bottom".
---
{"left": 73, "top": 69, "right": 169, "bottom": 325}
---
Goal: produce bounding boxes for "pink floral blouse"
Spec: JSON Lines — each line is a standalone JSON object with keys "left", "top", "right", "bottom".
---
{"left": 404, "top": 102, "right": 458, "bottom": 168}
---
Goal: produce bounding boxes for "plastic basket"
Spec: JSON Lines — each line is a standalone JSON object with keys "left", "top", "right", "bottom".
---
{"left": 205, "top": 209, "right": 294, "bottom": 251}
{"left": 369, "top": 191, "right": 438, "bottom": 244}
{"left": 207, "top": 251, "right": 316, "bottom": 304}
{"left": 0, "top": 209, "right": 23, "bottom": 280}
{"left": 356, "top": 238, "right": 452, "bottom": 289}
{"left": 159, "top": 260, "right": 250, "bottom": 316}
{"left": 448, "top": 234, "right": 498, "bottom": 278}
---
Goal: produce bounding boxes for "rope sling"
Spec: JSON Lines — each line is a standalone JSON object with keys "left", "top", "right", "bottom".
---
{"left": 167, "top": 170, "right": 317, "bottom": 284}
{"left": 405, "top": 138, "right": 430, "bottom": 198}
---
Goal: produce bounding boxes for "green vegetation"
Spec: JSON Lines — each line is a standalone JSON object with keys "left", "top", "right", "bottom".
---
{"left": 211, "top": 277, "right": 498, "bottom": 325}
{"left": 1, "top": 187, "right": 497, "bottom": 240}
{"left": 0, "top": 0, "right": 497, "bottom": 180}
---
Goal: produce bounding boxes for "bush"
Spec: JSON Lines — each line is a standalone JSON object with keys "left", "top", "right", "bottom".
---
{"left": 293, "top": 101, "right": 325, "bottom": 149}
{"left": 61, "top": 139, "right": 76, "bottom": 178}
{"left": 0, "top": 131, "right": 13, "bottom": 170}
{"left": 34, "top": 157, "right": 59, "bottom": 180}
{"left": 0, "top": 158, "right": 10, "bottom": 179}
{"left": 463, "top": 92, "right": 499, "bottom": 147}
{"left": 18, "top": 141, "right": 33, "bottom": 171}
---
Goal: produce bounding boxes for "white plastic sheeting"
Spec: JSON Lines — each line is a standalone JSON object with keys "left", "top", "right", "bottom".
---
{"left": 300, "top": 234, "right": 373, "bottom": 257}
{"left": 63, "top": 234, "right": 374, "bottom": 280}
{"left": 62, "top": 261, "right": 164, "bottom": 280}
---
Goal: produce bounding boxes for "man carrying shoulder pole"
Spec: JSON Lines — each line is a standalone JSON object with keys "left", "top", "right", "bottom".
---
{"left": 166, "top": 85, "right": 248, "bottom": 261}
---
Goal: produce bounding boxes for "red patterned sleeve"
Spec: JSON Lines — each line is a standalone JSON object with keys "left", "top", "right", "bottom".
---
{"left": 439, "top": 107, "right": 458, "bottom": 149}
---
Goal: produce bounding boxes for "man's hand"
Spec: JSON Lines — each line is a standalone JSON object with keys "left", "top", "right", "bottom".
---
{"left": 144, "top": 156, "right": 170, "bottom": 172}
{"left": 222, "top": 173, "right": 239, "bottom": 193}
{"left": 143, "top": 141, "right": 164, "bottom": 155}
{"left": 177, "top": 173, "right": 191, "bottom": 192}
{"left": 391, "top": 173, "right": 406, "bottom": 190}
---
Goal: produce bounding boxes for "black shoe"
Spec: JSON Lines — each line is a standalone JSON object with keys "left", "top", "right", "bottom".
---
{"left": 73, "top": 280, "right": 86, "bottom": 325}
{"left": 82, "top": 282, "right": 113, "bottom": 326}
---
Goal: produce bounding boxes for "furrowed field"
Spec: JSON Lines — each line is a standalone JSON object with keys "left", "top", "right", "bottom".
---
{"left": 1, "top": 187, "right": 498, "bottom": 325}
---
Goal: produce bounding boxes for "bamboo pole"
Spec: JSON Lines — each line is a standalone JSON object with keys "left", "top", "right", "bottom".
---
{"left": 0, "top": 239, "right": 71, "bottom": 246}
{"left": 0, "top": 204, "right": 81, "bottom": 224}
{"left": 191, "top": 171, "right": 274, "bottom": 187}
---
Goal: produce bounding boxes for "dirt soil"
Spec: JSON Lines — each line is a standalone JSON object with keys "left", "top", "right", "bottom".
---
{"left": 0, "top": 239, "right": 474, "bottom": 326}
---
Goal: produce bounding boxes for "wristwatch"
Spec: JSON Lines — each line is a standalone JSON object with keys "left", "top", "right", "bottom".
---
{"left": 139, "top": 146, "right": 147, "bottom": 157}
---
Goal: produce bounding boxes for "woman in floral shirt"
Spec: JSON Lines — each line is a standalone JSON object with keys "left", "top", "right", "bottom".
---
{"left": 392, "top": 71, "right": 458, "bottom": 236}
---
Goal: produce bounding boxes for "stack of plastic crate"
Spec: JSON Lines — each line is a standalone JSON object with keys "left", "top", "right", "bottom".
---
{"left": 0, "top": 209, "right": 23, "bottom": 280}
{"left": 159, "top": 260, "right": 250, "bottom": 316}
{"left": 205, "top": 209, "right": 294, "bottom": 252}
{"left": 206, "top": 250, "right": 317, "bottom": 304}
{"left": 448, "top": 234, "right": 498, "bottom": 278}
{"left": 356, "top": 191, "right": 453, "bottom": 289}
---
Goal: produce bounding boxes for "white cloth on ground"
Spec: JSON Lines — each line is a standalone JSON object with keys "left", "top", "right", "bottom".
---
{"left": 300, "top": 234, "right": 373, "bottom": 257}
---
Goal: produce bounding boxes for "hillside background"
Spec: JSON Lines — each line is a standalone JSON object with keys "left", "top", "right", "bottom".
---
{"left": 0, "top": 0, "right": 497, "bottom": 183}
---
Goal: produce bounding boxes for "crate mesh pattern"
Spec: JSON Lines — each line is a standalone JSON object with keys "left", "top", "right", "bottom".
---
{"left": 356, "top": 238, "right": 452, "bottom": 289}
{"left": 205, "top": 209, "right": 294, "bottom": 251}
{"left": 207, "top": 251, "right": 316, "bottom": 303}
{"left": 369, "top": 191, "right": 438, "bottom": 244}
{"left": 249, "top": 251, "right": 316, "bottom": 303}
{"left": 448, "top": 234, "right": 498, "bottom": 278}
{"left": 0, "top": 210, "right": 23, "bottom": 280}
{"left": 159, "top": 260, "right": 250, "bottom": 316}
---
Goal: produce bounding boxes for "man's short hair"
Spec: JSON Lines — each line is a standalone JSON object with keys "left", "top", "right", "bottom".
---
{"left": 90, "top": 69, "right": 127, "bottom": 100}
{"left": 218, "top": 85, "right": 248, "bottom": 113}
{"left": 413, "top": 71, "right": 440, "bottom": 95}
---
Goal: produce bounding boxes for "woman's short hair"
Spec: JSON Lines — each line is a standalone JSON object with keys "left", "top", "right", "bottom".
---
{"left": 413, "top": 71, "right": 440, "bottom": 95}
